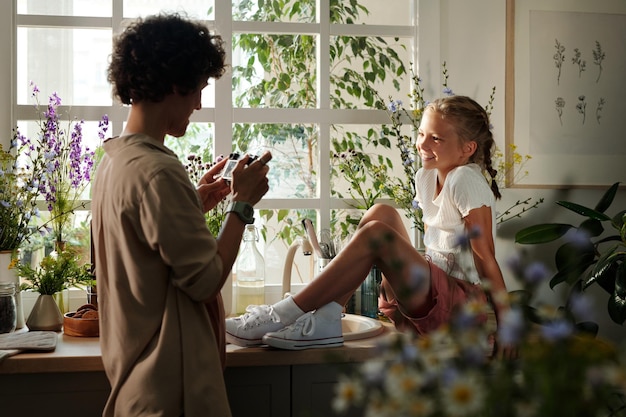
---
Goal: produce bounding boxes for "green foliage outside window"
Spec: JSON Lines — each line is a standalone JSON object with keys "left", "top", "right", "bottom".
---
{"left": 232, "top": 0, "right": 410, "bottom": 242}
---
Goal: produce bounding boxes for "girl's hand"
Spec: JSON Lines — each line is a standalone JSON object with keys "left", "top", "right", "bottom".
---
{"left": 493, "top": 335, "right": 519, "bottom": 361}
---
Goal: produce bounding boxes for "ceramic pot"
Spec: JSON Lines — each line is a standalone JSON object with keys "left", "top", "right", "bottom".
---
{"left": 0, "top": 250, "right": 25, "bottom": 329}
{"left": 27, "top": 294, "right": 63, "bottom": 332}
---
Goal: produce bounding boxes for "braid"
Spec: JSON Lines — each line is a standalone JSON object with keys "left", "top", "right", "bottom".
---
{"left": 427, "top": 95, "right": 502, "bottom": 200}
{"left": 484, "top": 146, "right": 501, "bottom": 200}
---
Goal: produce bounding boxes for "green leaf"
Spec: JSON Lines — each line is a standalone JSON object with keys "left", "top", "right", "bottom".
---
{"left": 584, "top": 246, "right": 621, "bottom": 289}
{"left": 549, "top": 258, "right": 594, "bottom": 289}
{"left": 608, "top": 263, "right": 626, "bottom": 324}
{"left": 574, "top": 321, "right": 599, "bottom": 337}
{"left": 515, "top": 223, "right": 573, "bottom": 244}
{"left": 594, "top": 181, "right": 620, "bottom": 213}
{"left": 578, "top": 218, "right": 604, "bottom": 237}
{"left": 556, "top": 201, "right": 612, "bottom": 221}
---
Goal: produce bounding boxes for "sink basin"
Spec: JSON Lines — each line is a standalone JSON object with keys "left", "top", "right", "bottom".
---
{"left": 341, "top": 314, "right": 384, "bottom": 341}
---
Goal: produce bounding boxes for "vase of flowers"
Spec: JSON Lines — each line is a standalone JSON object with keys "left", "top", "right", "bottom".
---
{"left": 16, "top": 246, "right": 93, "bottom": 331}
{"left": 24, "top": 82, "right": 109, "bottom": 246}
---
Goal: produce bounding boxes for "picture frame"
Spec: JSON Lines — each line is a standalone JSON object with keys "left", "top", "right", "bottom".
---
{"left": 505, "top": 0, "right": 626, "bottom": 188}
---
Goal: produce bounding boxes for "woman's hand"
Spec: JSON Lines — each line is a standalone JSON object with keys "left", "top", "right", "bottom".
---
{"left": 197, "top": 158, "right": 230, "bottom": 213}
{"left": 229, "top": 151, "right": 272, "bottom": 205}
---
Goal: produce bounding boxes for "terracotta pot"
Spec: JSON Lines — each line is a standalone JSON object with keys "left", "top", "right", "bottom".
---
{"left": 26, "top": 294, "right": 63, "bottom": 332}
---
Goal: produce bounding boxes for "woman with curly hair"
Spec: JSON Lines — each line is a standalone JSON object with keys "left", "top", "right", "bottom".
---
{"left": 93, "top": 13, "right": 272, "bottom": 417}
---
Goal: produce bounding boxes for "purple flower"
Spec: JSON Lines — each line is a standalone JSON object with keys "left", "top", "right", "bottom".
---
{"left": 443, "top": 87, "right": 454, "bottom": 96}
{"left": 523, "top": 261, "right": 550, "bottom": 285}
{"left": 387, "top": 99, "right": 402, "bottom": 113}
{"left": 569, "top": 293, "right": 595, "bottom": 321}
{"left": 541, "top": 319, "right": 573, "bottom": 342}
{"left": 498, "top": 308, "right": 524, "bottom": 346}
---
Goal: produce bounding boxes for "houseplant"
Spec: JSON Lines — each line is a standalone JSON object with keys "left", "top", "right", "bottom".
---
{"left": 515, "top": 181, "right": 626, "bottom": 325}
{"left": 15, "top": 246, "right": 93, "bottom": 331}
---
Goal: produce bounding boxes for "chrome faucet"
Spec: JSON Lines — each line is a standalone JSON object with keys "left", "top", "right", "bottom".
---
{"left": 282, "top": 237, "right": 313, "bottom": 298}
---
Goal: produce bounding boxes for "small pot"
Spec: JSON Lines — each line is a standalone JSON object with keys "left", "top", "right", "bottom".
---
{"left": 26, "top": 294, "right": 63, "bottom": 332}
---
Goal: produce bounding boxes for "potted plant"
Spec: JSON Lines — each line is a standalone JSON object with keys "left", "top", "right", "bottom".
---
{"left": 515, "top": 182, "right": 626, "bottom": 325}
{"left": 16, "top": 246, "right": 93, "bottom": 331}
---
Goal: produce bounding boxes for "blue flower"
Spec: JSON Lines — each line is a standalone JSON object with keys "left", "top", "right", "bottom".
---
{"left": 387, "top": 99, "right": 402, "bottom": 113}
{"left": 523, "top": 261, "right": 550, "bottom": 285}
{"left": 541, "top": 319, "right": 573, "bottom": 342}
{"left": 498, "top": 308, "right": 524, "bottom": 346}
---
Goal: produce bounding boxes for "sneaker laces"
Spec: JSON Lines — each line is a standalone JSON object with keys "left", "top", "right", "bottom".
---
{"left": 239, "top": 305, "right": 281, "bottom": 329}
{"left": 288, "top": 312, "right": 316, "bottom": 336}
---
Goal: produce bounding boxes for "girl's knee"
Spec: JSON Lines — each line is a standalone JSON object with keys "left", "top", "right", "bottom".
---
{"left": 361, "top": 203, "right": 399, "bottom": 225}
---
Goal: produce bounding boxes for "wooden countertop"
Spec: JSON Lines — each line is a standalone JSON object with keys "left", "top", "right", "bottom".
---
{"left": 0, "top": 323, "right": 396, "bottom": 374}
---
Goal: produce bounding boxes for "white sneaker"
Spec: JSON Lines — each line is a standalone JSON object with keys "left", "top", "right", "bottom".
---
{"left": 225, "top": 305, "right": 286, "bottom": 347}
{"left": 262, "top": 302, "right": 344, "bottom": 350}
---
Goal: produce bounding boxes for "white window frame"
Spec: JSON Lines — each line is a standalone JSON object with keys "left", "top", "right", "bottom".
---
{"left": 2, "top": 1, "right": 420, "bottom": 284}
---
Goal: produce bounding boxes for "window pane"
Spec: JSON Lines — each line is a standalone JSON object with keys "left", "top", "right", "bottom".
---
{"left": 339, "top": 0, "right": 414, "bottom": 25}
{"left": 232, "top": 0, "right": 315, "bottom": 23}
{"left": 330, "top": 122, "right": 415, "bottom": 223}
{"left": 261, "top": 209, "right": 318, "bottom": 287}
{"left": 17, "top": 27, "right": 112, "bottom": 106}
{"left": 232, "top": 34, "right": 317, "bottom": 109}
{"left": 330, "top": 36, "right": 412, "bottom": 110}
{"left": 17, "top": 0, "right": 112, "bottom": 17}
{"left": 123, "top": 0, "right": 214, "bottom": 19}
{"left": 164, "top": 123, "right": 216, "bottom": 162}
{"left": 233, "top": 123, "right": 319, "bottom": 199}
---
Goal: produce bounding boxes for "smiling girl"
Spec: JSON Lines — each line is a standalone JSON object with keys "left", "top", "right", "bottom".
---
{"left": 226, "top": 95, "right": 513, "bottom": 358}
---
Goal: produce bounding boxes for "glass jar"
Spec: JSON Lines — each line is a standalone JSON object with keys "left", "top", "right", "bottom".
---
{"left": 0, "top": 282, "right": 17, "bottom": 333}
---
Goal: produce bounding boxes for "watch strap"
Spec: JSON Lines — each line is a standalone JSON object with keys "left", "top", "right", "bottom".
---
{"left": 226, "top": 201, "right": 255, "bottom": 224}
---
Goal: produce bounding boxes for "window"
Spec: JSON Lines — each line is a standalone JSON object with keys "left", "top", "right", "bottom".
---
{"left": 7, "top": 0, "right": 418, "bottom": 287}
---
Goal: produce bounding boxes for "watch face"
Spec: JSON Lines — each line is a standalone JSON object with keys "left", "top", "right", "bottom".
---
{"left": 244, "top": 205, "right": 254, "bottom": 217}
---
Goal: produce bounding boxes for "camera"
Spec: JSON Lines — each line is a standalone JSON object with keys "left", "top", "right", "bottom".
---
{"left": 220, "top": 153, "right": 259, "bottom": 181}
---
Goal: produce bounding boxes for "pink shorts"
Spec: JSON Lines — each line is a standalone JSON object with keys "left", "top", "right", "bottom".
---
{"left": 378, "top": 260, "right": 487, "bottom": 335}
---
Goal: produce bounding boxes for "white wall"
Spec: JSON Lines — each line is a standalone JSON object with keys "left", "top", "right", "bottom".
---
{"left": 0, "top": 1, "right": 13, "bottom": 144}
{"left": 419, "top": 0, "right": 625, "bottom": 342}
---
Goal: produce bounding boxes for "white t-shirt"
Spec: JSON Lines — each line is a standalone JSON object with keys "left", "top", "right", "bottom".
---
{"left": 415, "top": 163, "right": 495, "bottom": 284}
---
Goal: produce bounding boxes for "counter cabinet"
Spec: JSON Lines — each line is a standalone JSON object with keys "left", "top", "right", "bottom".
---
{"left": 0, "top": 327, "right": 391, "bottom": 416}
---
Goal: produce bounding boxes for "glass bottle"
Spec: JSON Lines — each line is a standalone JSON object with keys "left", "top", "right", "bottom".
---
{"left": 0, "top": 282, "right": 17, "bottom": 333}
{"left": 235, "top": 225, "right": 265, "bottom": 314}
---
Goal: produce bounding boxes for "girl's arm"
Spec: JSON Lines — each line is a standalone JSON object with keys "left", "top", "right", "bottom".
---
{"left": 464, "top": 205, "right": 517, "bottom": 359}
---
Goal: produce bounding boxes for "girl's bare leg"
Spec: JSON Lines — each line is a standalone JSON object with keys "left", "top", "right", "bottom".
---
{"left": 292, "top": 204, "right": 432, "bottom": 314}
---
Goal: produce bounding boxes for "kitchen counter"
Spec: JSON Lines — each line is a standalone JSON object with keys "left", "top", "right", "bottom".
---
{"left": 0, "top": 322, "right": 395, "bottom": 374}
{"left": 0, "top": 324, "right": 396, "bottom": 417}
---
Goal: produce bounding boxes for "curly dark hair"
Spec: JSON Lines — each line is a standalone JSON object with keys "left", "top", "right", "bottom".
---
{"left": 108, "top": 13, "right": 227, "bottom": 104}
